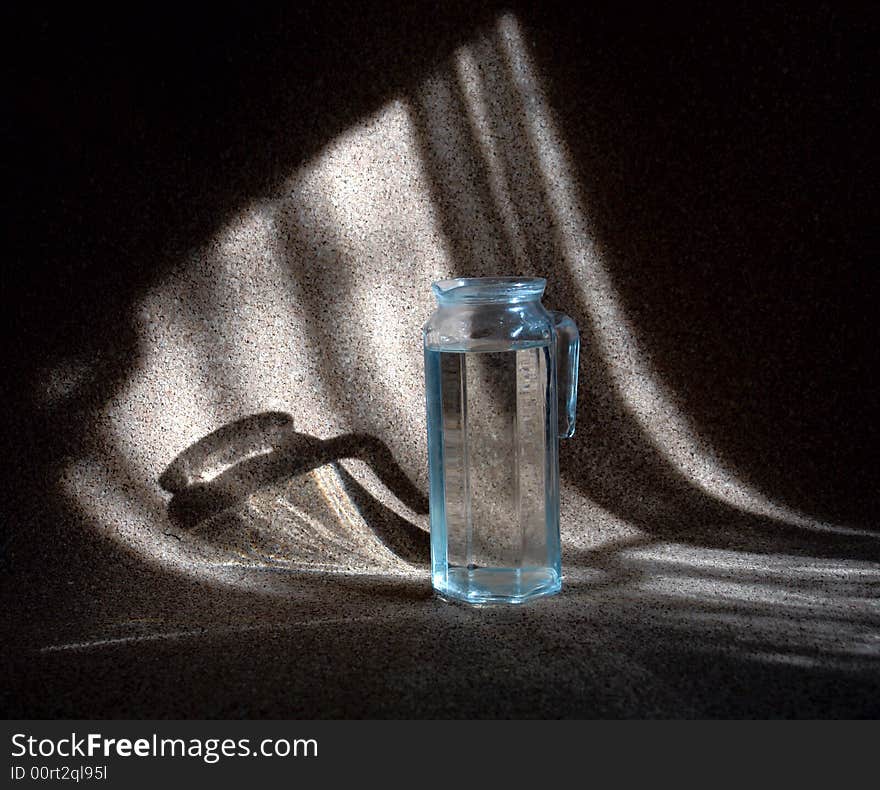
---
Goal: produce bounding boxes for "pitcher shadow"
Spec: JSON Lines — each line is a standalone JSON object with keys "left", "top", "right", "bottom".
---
{"left": 159, "top": 412, "right": 430, "bottom": 574}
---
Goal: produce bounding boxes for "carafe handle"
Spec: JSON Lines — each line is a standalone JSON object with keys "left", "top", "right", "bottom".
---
{"left": 549, "top": 311, "right": 580, "bottom": 439}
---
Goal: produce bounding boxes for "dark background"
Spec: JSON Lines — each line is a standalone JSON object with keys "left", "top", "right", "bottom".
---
{"left": 7, "top": 2, "right": 877, "bottom": 524}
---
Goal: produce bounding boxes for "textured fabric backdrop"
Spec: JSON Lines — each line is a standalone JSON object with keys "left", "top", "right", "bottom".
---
{"left": 4, "top": 3, "right": 878, "bottom": 717}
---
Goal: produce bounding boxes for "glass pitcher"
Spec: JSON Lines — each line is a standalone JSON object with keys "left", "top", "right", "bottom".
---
{"left": 424, "top": 277, "right": 580, "bottom": 604}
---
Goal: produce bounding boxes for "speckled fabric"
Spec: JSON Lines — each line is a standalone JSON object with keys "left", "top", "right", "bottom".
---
{"left": 4, "top": 5, "right": 878, "bottom": 717}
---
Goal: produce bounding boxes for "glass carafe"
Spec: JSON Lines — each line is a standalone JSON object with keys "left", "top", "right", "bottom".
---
{"left": 424, "top": 277, "right": 580, "bottom": 604}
